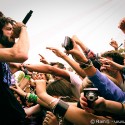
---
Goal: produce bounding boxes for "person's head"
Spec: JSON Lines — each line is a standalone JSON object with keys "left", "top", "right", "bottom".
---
{"left": 0, "top": 16, "right": 15, "bottom": 47}
{"left": 50, "top": 62, "right": 66, "bottom": 69}
{"left": 0, "top": 11, "right": 4, "bottom": 18}
{"left": 46, "top": 79, "right": 78, "bottom": 102}
{"left": 101, "top": 50, "right": 124, "bottom": 77}
{"left": 50, "top": 62, "right": 66, "bottom": 80}
{"left": 118, "top": 17, "right": 125, "bottom": 34}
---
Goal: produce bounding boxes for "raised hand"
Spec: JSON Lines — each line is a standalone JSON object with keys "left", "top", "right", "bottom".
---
{"left": 109, "top": 39, "right": 118, "bottom": 50}
{"left": 12, "top": 22, "right": 26, "bottom": 38}
{"left": 9, "top": 83, "right": 26, "bottom": 97}
{"left": 38, "top": 54, "right": 49, "bottom": 64}
{"left": 46, "top": 47, "right": 66, "bottom": 58}
{"left": 66, "top": 39, "right": 88, "bottom": 63}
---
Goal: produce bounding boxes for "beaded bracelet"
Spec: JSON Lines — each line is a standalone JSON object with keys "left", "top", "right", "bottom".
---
{"left": 84, "top": 48, "right": 90, "bottom": 55}
{"left": 48, "top": 98, "right": 59, "bottom": 106}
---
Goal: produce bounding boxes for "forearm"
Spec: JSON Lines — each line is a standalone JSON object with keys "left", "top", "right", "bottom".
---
{"left": 62, "top": 54, "right": 86, "bottom": 78}
{"left": 24, "top": 104, "right": 41, "bottom": 116}
{"left": 77, "top": 41, "right": 88, "bottom": 52}
{"left": 24, "top": 64, "right": 50, "bottom": 73}
{"left": 12, "top": 27, "right": 29, "bottom": 61}
{"left": 25, "top": 92, "right": 49, "bottom": 108}
{"left": 17, "top": 27, "right": 29, "bottom": 55}
{"left": 19, "top": 76, "right": 31, "bottom": 89}
{"left": 105, "top": 100, "right": 125, "bottom": 115}
{"left": 72, "top": 36, "right": 87, "bottom": 52}
{"left": 38, "top": 93, "right": 114, "bottom": 125}
{"left": 88, "top": 70, "right": 125, "bottom": 102}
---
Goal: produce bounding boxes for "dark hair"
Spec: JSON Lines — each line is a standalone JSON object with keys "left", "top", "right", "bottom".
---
{"left": 0, "top": 16, "right": 16, "bottom": 47}
{"left": 49, "top": 62, "right": 65, "bottom": 69}
{"left": 0, "top": 16, "right": 15, "bottom": 34}
{"left": 101, "top": 50, "right": 124, "bottom": 65}
{"left": 46, "top": 79, "right": 78, "bottom": 102}
{"left": 0, "top": 11, "right": 4, "bottom": 18}
{"left": 119, "top": 18, "right": 125, "bottom": 31}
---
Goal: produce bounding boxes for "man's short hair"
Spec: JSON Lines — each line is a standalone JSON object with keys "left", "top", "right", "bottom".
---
{"left": 101, "top": 50, "right": 124, "bottom": 65}
{"left": 49, "top": 62, "right": 65, "bottom": 69}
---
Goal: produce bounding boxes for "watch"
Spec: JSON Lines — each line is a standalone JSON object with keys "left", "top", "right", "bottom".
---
{"left": 79, "top": 59, "right": 93, "bottom": 69}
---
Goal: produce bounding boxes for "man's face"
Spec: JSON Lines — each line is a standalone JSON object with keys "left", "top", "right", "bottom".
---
{"left": 1, "top": 23, "right": 15, "bottom": 47}
{"left": 2, "top": 23, "right": 13, "bottom": 38}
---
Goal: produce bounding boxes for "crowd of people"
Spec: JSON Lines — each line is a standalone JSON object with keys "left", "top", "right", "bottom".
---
{"left": 0, "top": 11, "right": 125, "bottom": 125}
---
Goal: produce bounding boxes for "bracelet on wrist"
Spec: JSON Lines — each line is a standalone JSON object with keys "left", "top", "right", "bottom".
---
{"left": 84, "top": 48, "right": 90, "bottom": 55}
{"left": 27, "top": 93, "right": 38, "bottom": 104}
{"left": 24, "top": 75, "right": 31, "bottom": 80}
{"left": 48, "top": 98, "right": 59, "bottom": 107}
{"left": 52, "top": 99, "right": 69, "bottom": 117}
{"left": 79, "top": 59, "right": 93, "bottom": 69}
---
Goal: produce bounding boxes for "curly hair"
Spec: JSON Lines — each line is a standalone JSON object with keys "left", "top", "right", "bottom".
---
{"left": 119, "top": 17, "right": 125, "bottom": 31}
{"left": 0, "top": 17, "right": 14, "bottom": 34}
{"left": 101, "top": 50, "right": 124, "bottom": 65}
{"left": 0, "top": 16, "right": 16, "bottom": 47}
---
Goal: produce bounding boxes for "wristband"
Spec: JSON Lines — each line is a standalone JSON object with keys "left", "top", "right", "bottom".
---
{"left": 84, "top": 48, "right": 90, "bottom": 55}
{"left": 52, "top": 99, "right": 69, "bottom": 117}
{"left": 27, "top": 93, "right": 37, "bottom": 104}
{"left": 24, "top": 75, "right": 31, "bottom": 80}
{"left": 79, "top": 59, "right": 93, "bottom": 69}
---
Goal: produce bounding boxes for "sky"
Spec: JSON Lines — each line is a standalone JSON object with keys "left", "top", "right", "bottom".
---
{"left": 1, "top": 0, "right": 125, "bottom": 65}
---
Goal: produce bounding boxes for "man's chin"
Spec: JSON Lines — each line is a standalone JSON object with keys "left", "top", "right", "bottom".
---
{"left": 0, "top": 35, "right": 15, "bottom": 48}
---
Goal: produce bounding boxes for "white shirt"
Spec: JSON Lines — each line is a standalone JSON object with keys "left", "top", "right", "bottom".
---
{"left": 68, "top": 71, "right": 82, "bottom": 98}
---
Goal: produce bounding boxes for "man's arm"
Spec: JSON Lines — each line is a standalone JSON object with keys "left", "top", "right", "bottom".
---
{"left": 0, "top": 25, "right": 29, "bottom": 62}
{"left": 23, "top": 63, "right": 71, "bottom": 82}
{"left": 46, "top": 47, "right": 86, "bottom": 78}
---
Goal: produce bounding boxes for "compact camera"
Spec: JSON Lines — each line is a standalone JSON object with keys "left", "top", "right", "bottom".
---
{"left": 62, "top": 36, "right": 73, "bottom": 51}
{"left": 83, "top": 88, "right": 98, "bottom": 107}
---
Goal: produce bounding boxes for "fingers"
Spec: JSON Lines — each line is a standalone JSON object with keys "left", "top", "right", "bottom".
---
{"left": 9, "top": 85, "right": 16, "bottom": 90}
{"left": 43, "top": 111, "right": 58, "bottom": 125}
{"left": 80, "top": 93, "right": 88, "bottom": 108}
{"left": 38, "top": 54, "right": 44, "bottom": 58}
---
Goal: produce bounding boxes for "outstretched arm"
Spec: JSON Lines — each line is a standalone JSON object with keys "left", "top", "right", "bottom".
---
{"left": 46, "top": 46, "right": 86, "bottom": 78}
{"left": 35, "top": 80, "right": 115, "bottom": 125}
{"left": 22, "top": 63, "right": 71, "bottom": 82}
{"left": 80, "top": 93, "right": 125, "bottom": 115}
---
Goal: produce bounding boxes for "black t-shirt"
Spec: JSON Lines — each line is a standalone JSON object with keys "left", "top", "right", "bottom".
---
{"left": 0, "top": 62, "right": 26, "bottom": 124}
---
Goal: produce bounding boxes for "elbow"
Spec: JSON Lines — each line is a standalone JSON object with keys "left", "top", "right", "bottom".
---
{"left": 19, "top": 52, "right": 29, "bottom": 62}
{"left": 20, "top": 55, "right": 28, "bottom": 62}
{"left": 13, "top": 52, "right": 29, "bottom": 63}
